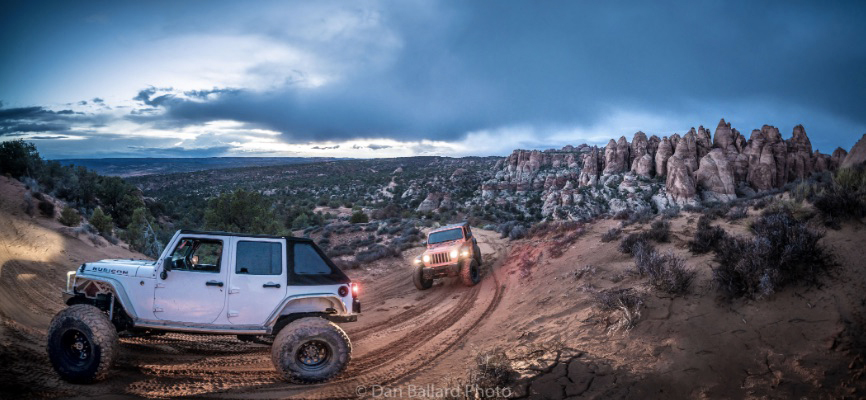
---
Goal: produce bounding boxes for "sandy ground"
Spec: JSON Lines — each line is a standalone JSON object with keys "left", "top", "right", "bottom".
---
{"left": 1, "top": 173, "right": 865, "bottom": 399}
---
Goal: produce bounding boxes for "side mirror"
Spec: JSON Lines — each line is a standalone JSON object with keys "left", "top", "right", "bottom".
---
{"left": 160, "top": 258, "right": 171, "bottom": 280}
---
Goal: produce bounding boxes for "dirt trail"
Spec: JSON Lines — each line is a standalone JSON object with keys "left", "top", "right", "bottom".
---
{"left": 0, "top": 176, "right": 511, "bottom": 399}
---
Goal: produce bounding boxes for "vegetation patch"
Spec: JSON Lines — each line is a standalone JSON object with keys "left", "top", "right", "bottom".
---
{"left": 711, "top": 210, "right": 834, "bottom": 300}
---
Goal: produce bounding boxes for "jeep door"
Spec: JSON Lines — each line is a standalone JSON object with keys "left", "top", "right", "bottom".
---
{"left": 155, "top": 236, "right": 228, "bottom": 324}
{"left": 226, "top": 237, "right": 287, "bottom": 325}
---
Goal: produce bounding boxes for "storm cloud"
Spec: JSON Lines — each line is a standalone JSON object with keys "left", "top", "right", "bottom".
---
{"left": 1, "top": 0, "right": 865, "bottom": 157}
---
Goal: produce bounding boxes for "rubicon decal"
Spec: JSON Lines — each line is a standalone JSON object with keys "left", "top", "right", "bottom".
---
{"left": 89, "top": 266, "right": 130, "bottom": 276}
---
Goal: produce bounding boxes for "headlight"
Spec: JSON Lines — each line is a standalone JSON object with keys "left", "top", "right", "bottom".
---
{"left": 461, "top": 249, "right": 470, "bottom": 258}
{"left": 422, "top": 254, "right": 431, "bottom": 263}
{"left": 413, "top": 257, "right": 421, "bottom": 264}
{"left": 450, "top": 249, "right": 459, "bottom": 259}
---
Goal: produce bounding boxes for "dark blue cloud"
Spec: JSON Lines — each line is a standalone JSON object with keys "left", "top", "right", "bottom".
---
{"left": 131, "top": 0, "right": 866, "bottom": 151}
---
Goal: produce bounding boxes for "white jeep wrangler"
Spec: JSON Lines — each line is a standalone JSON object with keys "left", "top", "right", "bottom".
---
{"left": 48, "top": 230, "right": 361, "bottom": 384}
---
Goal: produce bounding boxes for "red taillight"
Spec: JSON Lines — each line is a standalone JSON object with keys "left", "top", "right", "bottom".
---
{"left": 351, "top": 283, "right": 359, "bottom": 296}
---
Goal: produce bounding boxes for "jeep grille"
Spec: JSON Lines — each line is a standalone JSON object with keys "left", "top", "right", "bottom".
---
{"left": 430, "top": 252, "right": 452, "bottom": 265}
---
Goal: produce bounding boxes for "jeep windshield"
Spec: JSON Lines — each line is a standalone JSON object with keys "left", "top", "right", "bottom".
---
{"left": 428, "top": 228, "right": 463, "bottom": 244}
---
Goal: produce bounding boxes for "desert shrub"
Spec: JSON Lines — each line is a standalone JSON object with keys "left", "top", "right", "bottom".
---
{"left": 472, "top": 347, "right": 515, "bottom": 389}
{"left": 701, "top": 203, "right": 730, "bottom": 220}
{"left": 726, "top": 206, "right": 747, "bottom": 221}
{"left": 646, "top": 220, "right": 670, "bottom": 242}
{"left": 38, "top": 198, "right": 55, "bottom": 217}
{"left": 618, "top": 232, "right": 650, "bottom": 255}
{"left": 612, "top": 210, "right": 631, "bottom": 221}
{"left": 23, "top": 192, "right": 34, "bottom": 216}
{"left": 508, "top": 225, "right": 527, "bottom": 240}
{"left": 688, "top": 215, "right": 727, "bottom": 254}
{"left": 349, "top": 211, "right": 369, "bottom": 224}
{"left": 327, "top": 244, "right": 355, "bottom": 258}
{"left": 751, "top": 197, "right": 770, "bottom": 210}
{"left": 569, "top": 265, "right": 597, "bottom": 280}
{"left": 59, "top": 206, "right": 81, "bottom": 226}
{"left": 593, "top": 288, "right": 644, "bottom": 333}
{"left": 711, "top": 210, "right": 834, "bottom": 299}
{"left": 813, "top": 165, "right": 866, "bottom": 226}
{"left": 528, "top": 220, "right": 582, "bottom": 238}
{"left": 632, "top": 246, "right": 695, "bottom": 295}
{"left": 333, "top": 259, "right": 360, "bottom": 270}
{"left": 660, "top": 206, "right": 681, "bottom": 219}
{"left": 356, "top": 244, "right": 398, "bottom": 263}
{"left": 601, "top": 227, "right": 621, "bottom": 243}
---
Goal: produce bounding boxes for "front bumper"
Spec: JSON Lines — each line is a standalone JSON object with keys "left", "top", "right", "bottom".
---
{"left": 422, "top": 260, "right": 464, "bottom": 279}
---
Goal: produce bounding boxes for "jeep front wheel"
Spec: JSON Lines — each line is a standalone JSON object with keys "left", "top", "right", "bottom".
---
{"left": 413, "top": 264, "right": 433, "bottom": 290}
{"left": 271, "top": 317, "right": 351, "bottom": 384}
{"left": 47, "top": 304, "right": 119, "bottom": 383}
{"left": 460, "top": 259, "right": 481, "bottom": 286}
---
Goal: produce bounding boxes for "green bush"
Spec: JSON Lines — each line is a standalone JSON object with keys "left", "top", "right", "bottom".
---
{"left": 349, "top": 211, "right": 369, "bottom": 224}
{"left": 59, "top": 206, "right": 81, "bottom": 227}
{"left": 90, "top": 206, "right": 114, "bottom": 236}
{"left": 204, "top": 189, "right": 281, "bottom": 235}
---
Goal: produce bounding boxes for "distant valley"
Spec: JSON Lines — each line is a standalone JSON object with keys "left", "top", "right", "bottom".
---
{"left": 55, "top": 157, "right": 346, "bottom": 177}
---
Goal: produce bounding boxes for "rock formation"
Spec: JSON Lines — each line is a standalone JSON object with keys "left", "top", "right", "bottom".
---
{"left": 695, "top": 149, "right": 737, "bottom": 202}
{"left": 841, "top": 133, "right": 866, "bottom": 168}
{"left": 481, "top": 119, "right": 853, "bottom": 219}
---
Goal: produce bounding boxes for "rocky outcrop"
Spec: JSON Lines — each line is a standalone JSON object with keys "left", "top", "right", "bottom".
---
{"left": 666, "top": 155, "right": 697, "bottom": 204}
{"left": 481, "top": 118, "right": 849, "bottom": 220}
{"left": 786, "top": 125, "right": 813, "bottom": 182}
{"left": 655, "top": 137, "right": 674, "bottom": 178}
{"left": 695, "top": 149, "right": 737, "bottom": 202}
{"left": 579, "top": 147, "right": 601, "bottom": 186}
{"left": 832, "top": 147, "right": 848, "bottom": 169}
{"left": 841, "top": 133, "right": 866, "bottom": 168}
{"left": 603, "top": 137, "right": 629, "bottom": 175}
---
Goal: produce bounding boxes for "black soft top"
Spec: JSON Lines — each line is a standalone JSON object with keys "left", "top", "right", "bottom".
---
{"left": 176, "top": 229, "right": 349, "bottom": 286}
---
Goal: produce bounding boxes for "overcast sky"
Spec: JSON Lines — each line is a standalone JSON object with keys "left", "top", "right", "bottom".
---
{"left": 1, "top": 0, "right": 864, "bottom": 159}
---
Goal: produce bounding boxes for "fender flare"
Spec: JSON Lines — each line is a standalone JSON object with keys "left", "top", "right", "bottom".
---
{"left": 264, "top": 294, "right": 348, "bottom": 328}
{"left": 71, "top": 275, "right": 139, "bottom": 319}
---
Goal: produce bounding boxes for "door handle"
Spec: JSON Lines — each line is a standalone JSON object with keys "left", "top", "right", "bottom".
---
{"left": 263, "top": 282, "right": 281, "bottom": 288}
{"left": 206, "top": 280, "right": 224, "bottom": 287}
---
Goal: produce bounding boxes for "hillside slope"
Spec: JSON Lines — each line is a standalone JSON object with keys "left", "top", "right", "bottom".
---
{"left": 0, "top": 176, "right": 147, "bottom": 396}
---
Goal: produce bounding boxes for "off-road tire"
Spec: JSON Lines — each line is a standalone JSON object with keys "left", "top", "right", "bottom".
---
{"left": 270, "top": 317, "right": 352, "bottom": 384}
{"left": 460, "top": 259, "right": 481, "bottom": 287}
{"left": 47, "top": 304, "right": 119, "bottom": 383}
{"left": 413, "top": 264, "right": 433, "bottom": 290}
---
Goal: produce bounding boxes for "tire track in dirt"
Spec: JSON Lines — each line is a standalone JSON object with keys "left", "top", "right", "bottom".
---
{"left": 229, "top": 232, "right": 509, "bottom": 399}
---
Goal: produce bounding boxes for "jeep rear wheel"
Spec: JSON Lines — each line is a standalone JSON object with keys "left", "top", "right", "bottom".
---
{"left": 413, "top": 264, "right": 433, "bottom": 290}
{"left": 47, "top": 304, "right": 118, "bottom": 383}
{"left": 460, "top": 259, "right": 481, "bottom": 286}
{"left": 271, "top": 317, "right": 351, "bottom": 384}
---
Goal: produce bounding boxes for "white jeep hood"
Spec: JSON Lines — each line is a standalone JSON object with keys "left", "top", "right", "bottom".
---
{"left": 81, "top": 259, "right": 156, "bottom": 279}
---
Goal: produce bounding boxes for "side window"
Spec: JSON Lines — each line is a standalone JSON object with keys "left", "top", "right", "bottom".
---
{"left": 293, "top": 243, "right": 332, "bottom": 275}
{"left": 465, "top": 226, "right": 472, "bottom": 238}
{"left": 169, "top": 238, "right": 222, "bottom": 273}
{"left": 236, "top": 241, "right": 282, "bottom": 275}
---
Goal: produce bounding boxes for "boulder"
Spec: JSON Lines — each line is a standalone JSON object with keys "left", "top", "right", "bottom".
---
{"left": 831, "top": 147, "right": 848, "bottom": 170}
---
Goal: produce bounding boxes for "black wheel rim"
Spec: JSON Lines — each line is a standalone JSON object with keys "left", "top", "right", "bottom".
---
{"left": 60, "top": 329, "right": 92, "bottom": 367}
{"left": 296, "top": 340, "right": 332, "bottom": 371}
